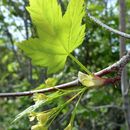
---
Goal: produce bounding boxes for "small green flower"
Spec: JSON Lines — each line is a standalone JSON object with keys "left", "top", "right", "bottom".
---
{"left": 29, "top": 112, "right": 36, "bottom": 122}
{"left": 64, "top": 123, "right": 72, "bottom": 130}
{"left": 45, "top": 78, "right": 57, "bottom": 87}
{"left": 33, "top": 93, "right": 47, "bottom": 102}
{"left": 36, "top": 112, "right": 49, "bottom": 124}
{"left": 31, "top": 124, "right": 48, "bottom": 130}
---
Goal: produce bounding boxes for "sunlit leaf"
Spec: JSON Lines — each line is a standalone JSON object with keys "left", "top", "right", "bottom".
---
{"left": 18, "top": 0, "right": 85, "bottom": 74}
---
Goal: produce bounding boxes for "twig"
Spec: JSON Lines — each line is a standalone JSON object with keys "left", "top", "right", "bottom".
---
{"left": 95, "top": 52, "right": 130, "bottom": 77}
{"left": 87, "top": 13, "right": 130, "bottom": 39}
{"left": 0, "top": 79, "right": 79, "bottom": 97}
{"left": 0, "top": 52, "right": 129, "bottom": 98}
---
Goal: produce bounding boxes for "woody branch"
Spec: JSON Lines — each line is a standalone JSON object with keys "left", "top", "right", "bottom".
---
{"left": 0, "top": 51, "right": 129, "bottom": 98}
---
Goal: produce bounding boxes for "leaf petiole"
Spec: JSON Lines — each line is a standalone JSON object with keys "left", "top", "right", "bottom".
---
{"left": 69, "top": 53, "right": 92, "bottom": 75}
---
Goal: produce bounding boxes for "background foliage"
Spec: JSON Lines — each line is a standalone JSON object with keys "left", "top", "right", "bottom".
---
{"left": 0, "top": 0, "right": 130, "bottom": 130}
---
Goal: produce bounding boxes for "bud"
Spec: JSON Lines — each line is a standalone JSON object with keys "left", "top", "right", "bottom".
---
{"left": 78, "top": 71, "right": 105, "bottom": 87}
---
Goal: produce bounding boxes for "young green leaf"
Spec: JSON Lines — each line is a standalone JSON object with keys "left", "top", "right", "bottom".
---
{"left": 18, "top": 0, "right": 85, "bottom": 74}
{"left": 78, "top": 71, "right": 106, "bottom": 87}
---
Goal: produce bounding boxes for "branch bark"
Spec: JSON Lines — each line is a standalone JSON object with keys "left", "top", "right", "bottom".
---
{"left": 0, "top": 52, "right": 129, "bottom": 98}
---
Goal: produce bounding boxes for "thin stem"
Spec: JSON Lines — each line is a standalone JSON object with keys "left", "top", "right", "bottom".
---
{"left": 69, "top": 54, "right": 92, "bottom": 75}
{"left": 70, "top": 87, "right": 86, "bottom": 126}
{"left": 87, "top": 13, "right": 130, "bottom": 39}
{"left": 47, "top": 88, "right": 85, "bottom": 127}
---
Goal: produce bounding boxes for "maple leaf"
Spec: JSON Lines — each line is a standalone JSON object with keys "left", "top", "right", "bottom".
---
{"left": 19, "top": 0, "right": 85, "bottom": 74}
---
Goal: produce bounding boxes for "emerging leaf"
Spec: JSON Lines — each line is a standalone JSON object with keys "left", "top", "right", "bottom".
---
{"left": 18, "top": 0, "right": 85, "bottom": 74}
{"left": 78, "top": 71, "right": 105, "bottom": 87}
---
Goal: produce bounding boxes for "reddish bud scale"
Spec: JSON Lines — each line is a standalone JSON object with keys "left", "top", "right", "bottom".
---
{"left": 103, "top": 77, "right": 120, "bottom": 85}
